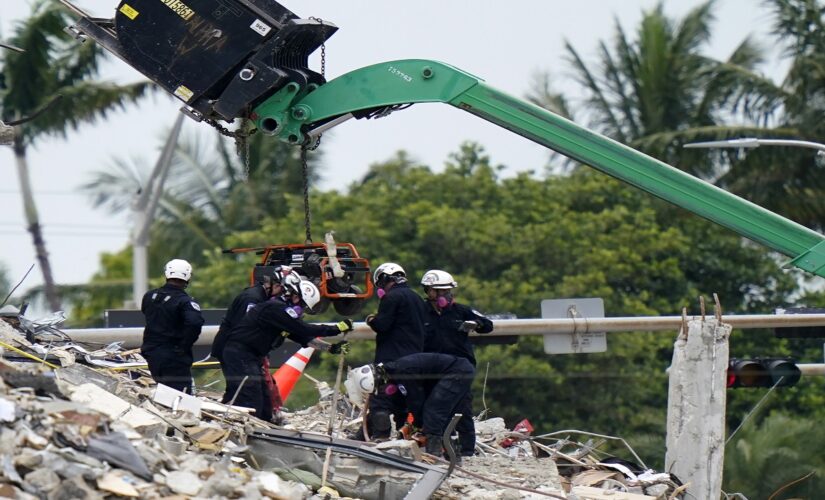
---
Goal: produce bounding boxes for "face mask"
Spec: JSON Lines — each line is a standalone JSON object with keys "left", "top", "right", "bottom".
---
{"left": 376, "top": 288, "right": 386, "bottom": 299}
{"left": 436, "top": 293, "right": 453, "bottom": 308}
{"left": 288, "top": 305, "right": 304, "bottom": 318}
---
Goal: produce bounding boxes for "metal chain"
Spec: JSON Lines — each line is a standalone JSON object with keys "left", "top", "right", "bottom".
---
{"left": 309, "top": 16, "right": 327, "bottom": 78}
{"left": 205, "top": 117, "right": 256, "bottom": 182}
{"left": 297, "top": 16, "right": 328, "bottom": 243}
{"left": 300, "top": 146, "right": 312, "bottom": 243}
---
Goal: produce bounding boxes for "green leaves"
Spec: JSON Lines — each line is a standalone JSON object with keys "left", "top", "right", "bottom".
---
{"left": 0, "top": 1, "right": 152, "bottom": 143}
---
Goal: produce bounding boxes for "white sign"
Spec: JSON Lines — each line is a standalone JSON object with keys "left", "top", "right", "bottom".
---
{"left": 541, "top": 298, "right": 607, "bottom": 354}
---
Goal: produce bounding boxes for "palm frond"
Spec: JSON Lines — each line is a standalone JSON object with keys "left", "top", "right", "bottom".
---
{"left": 79, "top": 156, "right": 145, "bottom": 214}
{"left": 19, "top": 81, "right": 153, "bottom": 140}
{"left": 564, "top": 40, "right": 624, "bottom": 139}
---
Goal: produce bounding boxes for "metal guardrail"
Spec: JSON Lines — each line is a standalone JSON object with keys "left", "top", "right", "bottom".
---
{"left": 60, "top": 314, "right": 825, "bottom": 349}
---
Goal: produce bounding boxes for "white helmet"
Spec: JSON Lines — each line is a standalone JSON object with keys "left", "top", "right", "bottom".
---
{"left": 345, "top": 364, "right": 376, "bottom": 405}
{"left": 421, "top": 269, "right": 457, "bottom": 289}
{"left": 164, "top": 259, "right": 192, "bottom": 281}
{"left": 279, "top": 270, "right": 303, "bottom": 296}
{"left": 347, "top": 365, "right": 375, "bottom": 393}
{"left": 373, "top": 262, "right": 405, "bottom": 286}
{"left": 298, "top": 280, "right": 321, "bottom": 310}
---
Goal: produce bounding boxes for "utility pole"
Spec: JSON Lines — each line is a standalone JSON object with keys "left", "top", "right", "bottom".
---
{"left": 129, "top": 114, "right": 184, "bottom": 308}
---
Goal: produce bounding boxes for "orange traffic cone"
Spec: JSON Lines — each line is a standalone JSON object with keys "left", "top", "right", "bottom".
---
{"left": 273, "top": 347, "right": 315, "bottom": 403}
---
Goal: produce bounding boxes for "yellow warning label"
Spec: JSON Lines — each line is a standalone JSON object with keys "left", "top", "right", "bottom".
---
{"left": 159, "top": 0, "right": 195, "bottom": 21}
{"left": 174, "top": 85, "right": 194, "bottom": 102}
{"left": 119, "top": 4, "right": 139, "bottom": 20}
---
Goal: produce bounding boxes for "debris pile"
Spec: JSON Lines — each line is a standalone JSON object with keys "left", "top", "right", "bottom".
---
{"left": 0, "top": 313, "right": 684, "bottom": 499}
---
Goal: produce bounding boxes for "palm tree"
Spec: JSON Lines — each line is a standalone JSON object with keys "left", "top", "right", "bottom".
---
{"left": 532, "top": 1, "right": 766, "bottom": 178}
{"left": 81, "top": 127, "right": 321, "bottom": 269}
{"left": 0, "top": 0, "right": 151, "bottom": 310}
{"left": 724, "top": 412, "right": 825, "bottom": 498}
{"left": 711, "top": 0, "right": 825, "bottom": 230}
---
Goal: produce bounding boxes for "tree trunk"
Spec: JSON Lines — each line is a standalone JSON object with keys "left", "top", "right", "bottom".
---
{"left": 13, "top": 129, "right": 61, "bottom": 311}
{"left": 0, "top": 122, "right": 13, "bottom": 145}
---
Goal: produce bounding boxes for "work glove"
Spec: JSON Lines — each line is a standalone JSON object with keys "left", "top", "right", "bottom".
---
{"left": 329, "top": 340, "right": 350, "bottom": 355}
{"left": 336, "top": 318, "right": 354, "bottom": 333}
{"left": 458, "top": 320, "right": 478, "bottom": 333}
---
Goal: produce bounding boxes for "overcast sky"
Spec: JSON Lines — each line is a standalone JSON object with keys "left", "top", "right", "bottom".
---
{"left": 1, "top": 0, "right": 778, "bottom": 305}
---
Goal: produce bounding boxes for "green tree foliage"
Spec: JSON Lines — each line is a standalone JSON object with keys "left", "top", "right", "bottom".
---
{"left": 724, "top": 412, "right": 825, "bottom": 498}
{"left": 714, "top": 0, "right": 825, "bottom": 230}
{"left": 535, "top": 1, "right": 766, "bottom": 173}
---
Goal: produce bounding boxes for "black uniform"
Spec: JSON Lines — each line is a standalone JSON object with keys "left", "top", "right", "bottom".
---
{"left": 382, "top": 353, "right": 474, "bottom": 444}
{"left": 365, "top": 282, "right": 429, "bottom": 439}
{"left": 211, "top": 284, "right": 268, "bottom": 361}
{"left": 221, "top": 297, "right": 341, "bottom": 421}
{"left": 424, "top": 301, "right": 493, "bottom": 455}
{"left": 140, "top": 283, "right": 204, "bottom": 393}
{"left": 369, "top": 282, "right": 429, "bottom": 363}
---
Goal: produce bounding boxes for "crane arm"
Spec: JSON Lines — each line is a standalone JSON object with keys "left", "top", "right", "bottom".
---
{"left": 252, "top": 58, "right": 825, "bottom": 278}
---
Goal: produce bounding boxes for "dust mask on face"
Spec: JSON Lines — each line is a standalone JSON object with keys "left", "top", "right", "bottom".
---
{"left": 436, "top": 293, "right": 453, "bottom": 308}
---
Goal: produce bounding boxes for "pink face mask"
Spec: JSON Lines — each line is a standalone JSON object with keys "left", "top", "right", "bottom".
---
{"left": 376, "top": 288, "right": 386, "bottom": 299}
{"left": 436, "top": 294, "right": 453, "bottom": 308}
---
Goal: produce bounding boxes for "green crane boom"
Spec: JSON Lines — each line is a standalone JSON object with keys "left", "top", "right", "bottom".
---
{"left": 252, "top": 59, "right": 825, "bottom": 278}
{"left": 61, "top": 0, "right": 825, "bottom": 278}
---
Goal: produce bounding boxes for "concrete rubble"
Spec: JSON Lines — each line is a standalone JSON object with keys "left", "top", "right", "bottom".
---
{"left": 0, "top": 312, "right": 685, "bottom": 499}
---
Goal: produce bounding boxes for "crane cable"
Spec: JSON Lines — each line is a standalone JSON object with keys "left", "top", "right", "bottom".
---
{"left": 300, "top": 17, "right": 328, "bottom": 244}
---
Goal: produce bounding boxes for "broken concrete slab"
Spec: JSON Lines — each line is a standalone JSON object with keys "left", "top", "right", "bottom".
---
{"left": 55, "top": 364, "right": 119, "bottom": 393}
{"left": 165, "top": 470, "right": 203, "bottom": 496}
{"left": 152, "top": 383, "right": 201, "bottom": 417}
{"left": 65, "top": 383, "right": 164, "bottom": 436}
{"left": 0, "top": 397, "right": 16, "bottom": 422}
{"left": 96, "top": 472, "right": 139, "bottom": 497}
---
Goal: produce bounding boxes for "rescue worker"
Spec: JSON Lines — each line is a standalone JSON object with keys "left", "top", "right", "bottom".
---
{"left": 421, "top": 269, "right": 493, "bottom": 456}
{"left": 211, "top": 266, "right": 293, "bottom": 362}
{"left": 361, "top": 262, "right": 429, "bottom": 440}
{"left": 212, "top": 266, "right": 296, "bottom": 420}
{"left": 221, "top": 271, "right": 352, "bottom": 422}
{"left": 140, "top": 259, "right": 204, "bottom": 394}
{"left": 346, "top": 353, "right": 474, "bottom": 456}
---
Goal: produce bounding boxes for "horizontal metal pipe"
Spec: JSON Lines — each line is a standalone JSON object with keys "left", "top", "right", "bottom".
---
{"left": 61, "top": 314, "right": 825, "bottom": 348}
{"left": 799, "top": 364, "right": 825, "bottom": 376}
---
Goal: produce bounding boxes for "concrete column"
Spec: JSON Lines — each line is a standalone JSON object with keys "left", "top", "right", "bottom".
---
{"left": 665, "top": 317, "right": 730, "bottom": 498}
